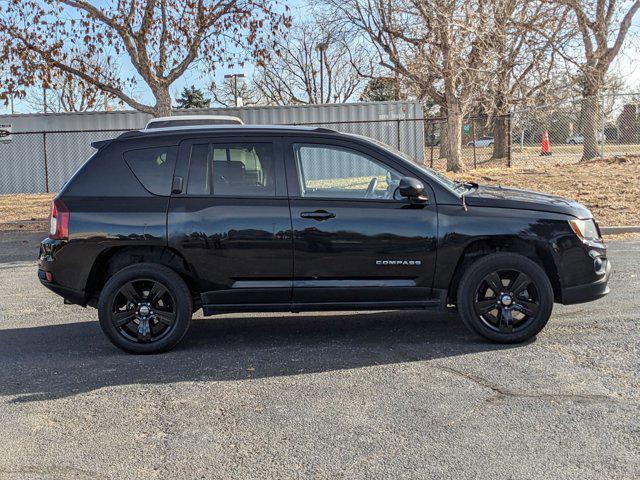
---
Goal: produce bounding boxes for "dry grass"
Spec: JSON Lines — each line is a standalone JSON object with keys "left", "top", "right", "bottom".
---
{"left": 0, "top": 156, "right": 637, "bottom": 227}
{"left": 448, "top": 156, "right": 640, "bottom": 226}
{"left": 0, "top": 193, "right": 53, "bottom": 223}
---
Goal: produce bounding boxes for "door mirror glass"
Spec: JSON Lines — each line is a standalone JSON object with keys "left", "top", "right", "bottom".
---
{"left": 398, "top": 177, "right": 427, "bottom": 201}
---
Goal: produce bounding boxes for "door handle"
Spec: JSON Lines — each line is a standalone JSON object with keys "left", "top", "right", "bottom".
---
{"left": 300, "top": 210, "right": 336, "bottom": 221}
{"left": 171, "top": 176, "right": 184, "bottom": 194}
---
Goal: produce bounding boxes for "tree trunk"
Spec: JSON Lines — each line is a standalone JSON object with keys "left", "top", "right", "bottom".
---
{"left": 492, "top": 115, "right": 509, "bottom": 160}
{"left": 154, "top": 86, "right": 173, "bottom": 117}
{"left": 439, "top": 120, "right": 451, "bottom": 159}
{"left": 438, "top": 108, "right": 450, "bottom": 159}
{"left": 446, "top": 106, "right": 464, "bottom": 172}
{"left": 580, "top": 94, "right": 599, "bottom": 161}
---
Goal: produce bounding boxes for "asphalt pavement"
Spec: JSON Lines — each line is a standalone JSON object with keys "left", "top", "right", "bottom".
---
{"left": 0, "top": 231, "right": 638, "bottom": 479}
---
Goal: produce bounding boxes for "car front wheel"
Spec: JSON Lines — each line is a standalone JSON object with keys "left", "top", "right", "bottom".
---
{"left": 457, "top": 253, "right": 554, "bottom": 343}
{"left": 98, "top": 263, "right": 192, "bottom": 354}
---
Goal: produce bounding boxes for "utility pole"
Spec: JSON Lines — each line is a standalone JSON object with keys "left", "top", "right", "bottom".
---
{"left": 43, "top": 85, "right": 47, "bottom": 113}
{"left": 224, "top": 73, "right": 246, "bottom": 107}
{"left": 317, "top": 42, "right": 328, "bottom": 104}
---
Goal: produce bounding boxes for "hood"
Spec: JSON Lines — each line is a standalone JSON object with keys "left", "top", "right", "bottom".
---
{"left": 464, "top": 184, "right": 592, "bottom": 218}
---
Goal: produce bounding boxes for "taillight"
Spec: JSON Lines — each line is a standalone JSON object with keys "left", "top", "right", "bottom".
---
{"left": 49, "top": 198, "right": 69, "bottom": 240}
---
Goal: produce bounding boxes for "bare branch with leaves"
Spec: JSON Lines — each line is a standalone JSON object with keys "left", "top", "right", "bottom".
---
{"left": 0, "top": 0, "right": 291, "bottom": 116}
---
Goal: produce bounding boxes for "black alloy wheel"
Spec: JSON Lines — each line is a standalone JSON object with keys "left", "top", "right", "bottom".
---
{"left": 98, "top": 263, "right": 192, "bottom": 354}
{"left": 473, "top": 269, "right": 539, "bottom": 333}
{"left": 111, "top": 279, "right": 177, "bottom": 343}
{"left": 457, "top": 253, "right": 554, "bottom": 343}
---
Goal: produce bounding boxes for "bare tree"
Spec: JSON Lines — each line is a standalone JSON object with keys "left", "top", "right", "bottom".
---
{"left": 252, "top": 21, "right": 370, "bottom": 105}
{"left": 557, "top": 0, "right": 640, "bottom": 160}
{"left": 0, "top": 0, "right": 290, "bottom": 116}
{"left": 25, "top": 79, "right": 122, "bottom": 113}
{"left": 210, "top": 77, "right": 264, "bottom": 107}
{"left": 23, "top": 53, "right": 122, "bottom": 113}
{"left": 326, "top": 0, "right": 496, "bottom": 172}
{"left": 481, "top": 0, "right": 572, "bottom": 159}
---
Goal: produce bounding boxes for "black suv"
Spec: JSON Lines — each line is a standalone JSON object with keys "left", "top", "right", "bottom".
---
{"left": 39, "top": 125, "right": 611, "bottom": 353}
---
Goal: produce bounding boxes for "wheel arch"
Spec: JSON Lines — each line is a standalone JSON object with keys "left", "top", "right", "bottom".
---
{"left": 84, "top": 245, "right": 199, "bottom": 307}
{"left": 446, "top": 236, "right": 561, "bottom": 304}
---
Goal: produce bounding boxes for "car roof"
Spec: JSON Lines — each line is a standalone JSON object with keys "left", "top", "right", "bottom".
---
{"left": 92, "top": 124, "right": 338, "bottom": 149}
{"left": 122, "top": 124, "right": 335, "bottom": 138}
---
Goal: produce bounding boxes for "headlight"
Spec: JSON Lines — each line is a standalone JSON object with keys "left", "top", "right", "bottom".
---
{"left": 569, "top": 219, "right": 601, "bottom": 243}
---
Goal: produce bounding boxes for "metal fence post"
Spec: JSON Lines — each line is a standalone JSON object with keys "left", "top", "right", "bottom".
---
{"left": 507, "top": 114, "right": 512, "bottom": 168}
{"left": 396, "top": 119, "right": 401, "bottom": 150}
{"left": 43, "top": 132, "right": 50, "bottom": 193}
{"left": 471, "top": 119, "right": 477, "bottom": 169}
{"left": 429, "top": 121, "right": 435, "bottom": 168}
{"left": 599, "top": 94, "right": 605, "bottom": 159}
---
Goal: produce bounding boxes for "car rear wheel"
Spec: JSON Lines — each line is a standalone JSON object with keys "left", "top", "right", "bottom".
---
{"left": 98, "top": 263, "right": 192, "bottom": 354}
{"left": 457, "top": 253, "right": 553, "bottom": 343}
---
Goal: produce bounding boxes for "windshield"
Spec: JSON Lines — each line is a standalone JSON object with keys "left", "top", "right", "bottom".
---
{"left": 348, "top": 134, "right": 465, "bottom": 194}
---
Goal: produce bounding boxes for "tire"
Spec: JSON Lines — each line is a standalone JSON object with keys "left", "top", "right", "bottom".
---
{"left": 457, "top": 253, "right": 554, "bottom": 343}
{"left": 98, "top": 263, "right": 192, "bottom": 354}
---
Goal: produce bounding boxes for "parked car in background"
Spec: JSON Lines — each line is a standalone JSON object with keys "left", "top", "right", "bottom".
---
{"left": 39, "top": 125, "right": 610, "bottom": 353}
{"left": 565, "top": 134, "right": 584, "bottom": 145}
{"left": 466, "top": 136, "right": 494, "bottom": 147}
{"left": 565, "top": 133, "right": 604, "bottom": 144}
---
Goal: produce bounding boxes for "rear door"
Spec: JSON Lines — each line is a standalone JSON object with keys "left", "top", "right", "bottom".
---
{"left": 168, "top": 136, "right": 293, "bottom": 309}
{"left": 284, "top": 137, "right": 438, "bottom": 306}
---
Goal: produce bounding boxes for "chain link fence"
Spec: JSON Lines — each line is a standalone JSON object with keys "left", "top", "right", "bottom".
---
{"left": 1, "top": 93, "right": 639, "bottom": 194}
{"left": 511, "top": 93, "right": 640, "bottom": 166}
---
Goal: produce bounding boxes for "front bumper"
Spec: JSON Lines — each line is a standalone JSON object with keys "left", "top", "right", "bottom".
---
{"left": 561, "top": 258, "right": 611, "bottom": 305}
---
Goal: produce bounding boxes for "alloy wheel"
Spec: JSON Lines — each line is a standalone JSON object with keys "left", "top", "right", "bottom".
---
{"left": 473, "top": 269, "right": 540, "bottom": 333}
{"left": 111, "top": 279, "right": 177, "bottom": 343}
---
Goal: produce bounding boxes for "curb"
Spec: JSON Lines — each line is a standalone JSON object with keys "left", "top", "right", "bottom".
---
{"left": 600, "top": 226, "right": 640, "bottom": 234}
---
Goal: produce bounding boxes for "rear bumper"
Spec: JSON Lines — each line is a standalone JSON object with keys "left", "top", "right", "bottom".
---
{"left": 38, "top": 238, "right": 87, "bottom": 306}
{"left": 38, "top": 271, "right": 86, "bottom": 306}
{"left": 561, "top": 259, "right": 611, "bottom": 305}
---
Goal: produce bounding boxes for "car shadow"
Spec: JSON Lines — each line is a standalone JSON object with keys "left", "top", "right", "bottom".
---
{"left": 0, "top": 310, "right": 518, "bottom": 402}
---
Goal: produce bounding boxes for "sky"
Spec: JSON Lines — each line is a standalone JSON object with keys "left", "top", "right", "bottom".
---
{"left": 1, "top": 1, "right": 639, "bottom": 115}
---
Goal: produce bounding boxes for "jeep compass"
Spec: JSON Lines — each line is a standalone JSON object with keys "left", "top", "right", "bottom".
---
{"left": 38, "top": 125, "right": 611, "bottom": 353}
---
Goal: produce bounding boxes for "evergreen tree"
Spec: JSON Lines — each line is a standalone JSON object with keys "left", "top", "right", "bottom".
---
{"left": 176, "top": 86, "right": 211, "bottom": 109}
{"left": 359, "top": 77, "right": 400, "bottom": 102}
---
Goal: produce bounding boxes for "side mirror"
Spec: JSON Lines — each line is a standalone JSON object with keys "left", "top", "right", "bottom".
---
{"left": 398, "top": 177, "right": 427, "bottom": 202}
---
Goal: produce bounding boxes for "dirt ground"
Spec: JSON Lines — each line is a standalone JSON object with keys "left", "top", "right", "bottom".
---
{"left": 0, "top": 155, "right": 637, "bottom": 227}
{"left": 448, "top": 156, "right": 640, "bottom": 226}
{"left": 0, "top": 193, "right": 52, "bottom": 224}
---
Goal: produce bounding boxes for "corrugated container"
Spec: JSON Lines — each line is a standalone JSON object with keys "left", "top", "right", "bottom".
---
{"left": 0, "top": 101, "right": 424, "bottom": 194}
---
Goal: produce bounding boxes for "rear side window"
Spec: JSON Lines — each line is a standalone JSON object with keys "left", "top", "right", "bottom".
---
{"left": 124, "top": 146, "right": 177, "bottom": 195}
{"left": 186, "top": 143, "right": 276, "bottom": 197}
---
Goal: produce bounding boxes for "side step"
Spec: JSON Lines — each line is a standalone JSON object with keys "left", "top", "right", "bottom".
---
{"left": 202, "top": 298, "right": 446, "bottom": 316}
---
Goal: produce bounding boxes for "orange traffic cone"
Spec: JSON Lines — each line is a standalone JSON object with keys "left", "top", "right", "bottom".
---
{"left": 540, "top": 130, "right": 552, "bottom": 156}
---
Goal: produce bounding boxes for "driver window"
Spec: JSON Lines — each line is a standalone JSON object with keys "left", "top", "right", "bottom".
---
{"left": 293, "top": 144, "right": 401, "bottom": 199}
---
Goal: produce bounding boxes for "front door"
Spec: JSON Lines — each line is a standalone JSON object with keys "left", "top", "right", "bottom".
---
{"left": 285, "top": 138, "right": 438, "bottom": 306}
{"left": 168, "top": 136, "right": 292, "bottom": 309}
